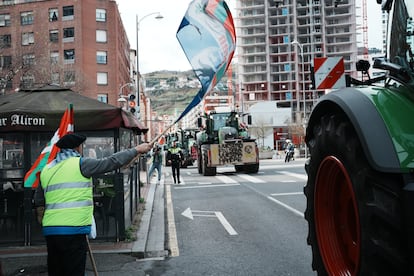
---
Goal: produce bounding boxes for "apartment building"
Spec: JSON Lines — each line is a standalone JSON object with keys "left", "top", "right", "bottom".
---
{"left": 235, "top": 0, "right": 358, "bottom": 123}
{"left": 0, "top": 0, "right": 133, "bottom": 106}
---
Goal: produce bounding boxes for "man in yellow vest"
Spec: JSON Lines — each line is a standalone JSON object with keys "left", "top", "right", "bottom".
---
{"left": 167, "top": 141, "right": 183, "bottom": 184}
{"left": 39, "top": 133, "right": 152, "bottom": 276}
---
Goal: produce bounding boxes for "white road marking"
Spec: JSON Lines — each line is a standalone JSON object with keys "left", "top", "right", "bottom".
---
{"left": 181, "top": 208, "right": 238, "bottom": 235}
{"left": 215, "top": 211, "right": 238, "bottom": 235}
{"left": 216, "top": 175, "right": 238, "bottom": 184}
{"left": 174, "top": 183, "right": 240, "bottom": 189}
{"left": 278, "top": 171, "right": 307, "bottom": 181}
{"left": 267, "top": 196, "right": 304, "bottom": 218}
{"left": 271, "top": 192, "right": 303, "bottom": 196}
{"left": 237, "top": 174, "right": 265, "bottom": 183}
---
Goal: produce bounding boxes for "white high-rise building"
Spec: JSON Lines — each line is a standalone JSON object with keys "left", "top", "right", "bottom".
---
{"left": 235, "top": 0, "right": 358, "bottom": 123}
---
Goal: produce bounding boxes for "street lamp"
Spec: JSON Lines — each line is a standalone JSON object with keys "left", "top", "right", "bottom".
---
{"left": 117, "top": 83, "right": 134, "bottom": 109}
{"left": 291, "top": 40, "right": 305, "bottom": 122}
{"left": 136, "top": 12, "right": 163, "bottom": 119}
{"left": 292, "top": 39, "right": 307, "bottom": 158}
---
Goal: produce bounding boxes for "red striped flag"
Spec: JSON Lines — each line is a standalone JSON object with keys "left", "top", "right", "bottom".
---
{"left": 157, "top": 136, "right": 166, "bottom": 146}
{"left": 24, "top": 104, "right": 74, "bottom": 188}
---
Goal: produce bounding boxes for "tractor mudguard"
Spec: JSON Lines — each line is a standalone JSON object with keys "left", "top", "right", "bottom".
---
{"left": 307, "top": 86, "right": 414, "bottom": 173}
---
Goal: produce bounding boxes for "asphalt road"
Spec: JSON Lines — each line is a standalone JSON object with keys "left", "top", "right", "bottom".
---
{"left": 144, "top": 158, "right": 316, "bottom": 275}
{"left": 0, "top": 158, "right": 316, "bottom": 276}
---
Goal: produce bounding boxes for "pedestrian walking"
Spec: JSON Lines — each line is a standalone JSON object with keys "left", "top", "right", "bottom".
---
{"left": 148, "top": 144, "right": 163, "bottom": 183}
{"left": 167, "top": 141, "right": 183, "bottom": 184}
{"left": 36, "top": 133, "right": 152, "bottom": 276}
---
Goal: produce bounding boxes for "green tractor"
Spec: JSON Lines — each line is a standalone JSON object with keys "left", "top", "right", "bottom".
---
{"left": 304, "top": 0, "right": 414, "bottom": 275}
{"left": 195, "top": 109, "right": 259, "bottom": 176}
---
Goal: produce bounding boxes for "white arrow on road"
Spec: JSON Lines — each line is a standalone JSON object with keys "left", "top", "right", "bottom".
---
{"left": 181, "top": 207, "right": 238, "bottom": 236}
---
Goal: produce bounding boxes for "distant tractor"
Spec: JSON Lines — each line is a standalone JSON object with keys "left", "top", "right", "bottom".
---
{"left": 304, "top": 0, "right": 414, "bottom": 275}
{"left": 195, "top": 108, "right": 259, "bottom": 176}
{"left": 163, "top": 128, "right": 198, "bottom": 168}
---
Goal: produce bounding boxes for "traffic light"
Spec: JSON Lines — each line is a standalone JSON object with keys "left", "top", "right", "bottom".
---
{"left": 128, "top": 94, "right": 136, "bottom": 114}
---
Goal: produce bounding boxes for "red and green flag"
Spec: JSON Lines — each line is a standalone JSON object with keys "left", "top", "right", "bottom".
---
{"left": 24, "top": 104, "right": 74, "bottom": 188}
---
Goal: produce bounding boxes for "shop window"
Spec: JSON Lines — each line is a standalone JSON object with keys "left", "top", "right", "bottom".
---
{"left": 83, "top": 136, "right": 114, "bottom": 158}
{"left": 0, "top": 134, "right": 24, "bottom": 170}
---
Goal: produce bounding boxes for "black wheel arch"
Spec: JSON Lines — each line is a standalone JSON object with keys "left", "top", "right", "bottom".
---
{"left": 306, "top": 87, "right": 400, "bottom": 173}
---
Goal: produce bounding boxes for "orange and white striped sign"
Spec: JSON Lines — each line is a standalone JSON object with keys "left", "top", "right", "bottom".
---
{"left": 314, "top": 57, "right": 345, "bottom": 90}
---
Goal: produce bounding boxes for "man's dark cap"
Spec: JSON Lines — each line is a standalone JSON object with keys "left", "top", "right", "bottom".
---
{"left": 56, "top": 133, "right": 87, "bottom": 149}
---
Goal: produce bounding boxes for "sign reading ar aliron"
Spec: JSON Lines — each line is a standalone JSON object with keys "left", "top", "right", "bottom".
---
{"left": 0, "top": 114, "right": 46, "bottom": 127}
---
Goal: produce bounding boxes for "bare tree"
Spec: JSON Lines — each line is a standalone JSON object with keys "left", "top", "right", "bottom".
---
{"left": 250, "top": 116, "right": 273, "bottom": 149}
{"left": 0, "top": 35, "right": 85, "bottom": 94}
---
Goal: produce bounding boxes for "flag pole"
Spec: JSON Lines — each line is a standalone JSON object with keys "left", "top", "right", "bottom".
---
{"left": 122, "top": 121, "right": 177, "bottom": 170}
{"left": 86, "top": 236, "right": 99, "bottom": 276}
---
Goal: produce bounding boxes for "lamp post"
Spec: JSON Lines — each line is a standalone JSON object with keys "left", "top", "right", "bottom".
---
{"left": 292, "top": 40, "right": 307, "bottom": 158}
{"left": 117, "top": 83, "right": 134, "bottom": 110}
{"left": 136, "top": 12, "right": 163, "bottom": 120}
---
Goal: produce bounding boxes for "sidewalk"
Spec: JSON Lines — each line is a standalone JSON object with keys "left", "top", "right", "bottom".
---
{"left": 0, "top": 169, "right": 166, "bottom": 275}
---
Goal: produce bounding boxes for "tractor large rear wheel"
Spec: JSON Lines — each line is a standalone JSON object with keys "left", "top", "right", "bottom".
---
{"left": 202, "top": 151, "right": 216, "bottom": 176}
{"left": 304, "top": 113, "right": 408, "bottom": 275}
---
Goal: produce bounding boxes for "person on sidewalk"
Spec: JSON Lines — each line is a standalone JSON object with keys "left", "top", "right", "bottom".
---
{"left": 147, "top": 144, "right": 163, "bottom": 183}
{"left": 167, "top": 141, "right": 183, "bottom": 184}
{"left": 37, "top": 133, "right": 152, "bottom": 276}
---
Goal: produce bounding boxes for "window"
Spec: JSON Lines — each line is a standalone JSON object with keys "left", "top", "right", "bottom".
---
{"left": 22, "top": 54, "right": 35, "bottom": 66}
{"left": 49, "top": 29, "right": 59, "bottom": 42}
{"left": 63, "top": 27, "right": 74, "bottom": 42}
{"left": 96, "top": 30, "right": 107, "bottom": 43}
{"left": 50, "top": 51, "right": 59, "bottom": 64}
{"left": 0, "top": 34, "right": 11, "bottom": 48}
{"left": 1, "top": 134, "right": 24, "bottom": 170}
{"left": 22, "top": 32, "right": 34, "bottom": 45}
{"left": 97, "top": 94, "right": 108, "bottom": 103}
{"left": 21, "top": 11, "right": 34, "bottom": 25}
{"left": 96, "top": 51, "right": 107, "bottom": 64}
{"left": 96, "top": 9, "right": 106, "bottom": 22}
{"left": 64, "top": 71, "right": 75, "bottom": 85}
{"left": 97, "top": 72, "right": 108, "bottom": 85}
{"left": 64, "top": 49, "right": 75, "bottom": 64}
{"left": 49, "top": 8, "right": 58, "bottom": 22}
{"left": 51, "top": 72, "right": 60, "bottom": 84}
{"left": 0, "top": 14, "right": 11, "bottom": 27}
{"left": 62, "top": 5, "right": 74, "bottom": 20}
{"left": 0, "top": 56, "right": 12, "bottom": 69}
{"left": 21, "top": 74, "right": 35, "bottom": 88}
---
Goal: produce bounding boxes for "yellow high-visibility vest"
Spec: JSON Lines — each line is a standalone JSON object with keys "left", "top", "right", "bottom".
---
{"left": 40, "top": 157, "right": 93, "bottom": 227}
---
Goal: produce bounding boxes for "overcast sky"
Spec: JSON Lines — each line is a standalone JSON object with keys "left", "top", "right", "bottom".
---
{"left": 116, "top": 0, "right": 382, "bottom": 74}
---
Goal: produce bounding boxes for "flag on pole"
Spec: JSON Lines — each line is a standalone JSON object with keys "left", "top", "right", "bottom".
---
{"left": 157, "top": 135, "right": 166, "bottom": 146}
{"left": 24, "top": 104, "right": 74, "bottom": 188}
{"left": 175, "top": 0, "right": 236, "bottom": 122}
